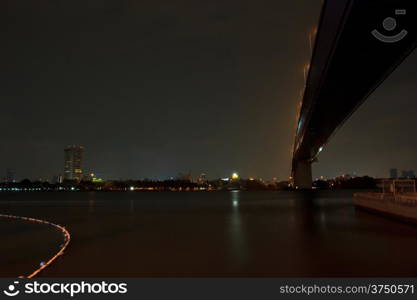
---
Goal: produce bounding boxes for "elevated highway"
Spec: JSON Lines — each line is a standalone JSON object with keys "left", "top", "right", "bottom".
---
{"left": 292, "top": 0, "right": 417, "bottom": 188}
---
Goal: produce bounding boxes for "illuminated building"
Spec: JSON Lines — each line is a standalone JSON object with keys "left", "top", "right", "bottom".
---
{"left": 64, "top": 145, "right": 84, "bottom": 181}
{"left": 197, "top": 173, "right": 207, "bottom": 184}
{"left": 51, "top": 175, "right": 63, "bottom": 184}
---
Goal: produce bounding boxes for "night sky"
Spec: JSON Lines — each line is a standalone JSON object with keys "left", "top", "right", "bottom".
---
{"left": 1, "top": 0, "right": 416, "bottom": 181}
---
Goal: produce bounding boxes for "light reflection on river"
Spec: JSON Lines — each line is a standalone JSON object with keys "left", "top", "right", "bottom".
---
{"left": 1, "top": 190, "right": 417, "bottom": 277}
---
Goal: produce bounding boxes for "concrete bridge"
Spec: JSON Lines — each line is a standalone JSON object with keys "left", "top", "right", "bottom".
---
{"left": 292, "top": 0, "right": 417, "bottom": 188}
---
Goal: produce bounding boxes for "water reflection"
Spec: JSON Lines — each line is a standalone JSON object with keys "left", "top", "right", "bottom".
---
{"left": 2, "top": 191, "right": 417, "bottom": 277}
{"left": 88, "top": 192, "right": 95, "bottom": 214}
{"left": 228, "top": 191, "right": 249, "bottom": 270}
{"left": 231, "top": 190, "right": 240, "bottom": 209}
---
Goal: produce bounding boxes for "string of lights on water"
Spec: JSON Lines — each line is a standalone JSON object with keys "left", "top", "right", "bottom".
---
{"left": 0, "top": 214, "right": 71, "bottom": 278}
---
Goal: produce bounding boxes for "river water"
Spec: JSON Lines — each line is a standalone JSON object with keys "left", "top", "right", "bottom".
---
{"left": 1, "top": 190, "right": 417, "bottom": 277}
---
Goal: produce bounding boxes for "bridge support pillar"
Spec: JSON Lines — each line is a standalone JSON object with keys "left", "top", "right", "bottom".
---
{"left": 293, "top": 160, "right": 312, "bottom": 189}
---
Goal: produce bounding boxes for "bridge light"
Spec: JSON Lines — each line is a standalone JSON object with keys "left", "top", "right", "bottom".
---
{"left": 318, "top": 146, "right": 323, "bottom": 153}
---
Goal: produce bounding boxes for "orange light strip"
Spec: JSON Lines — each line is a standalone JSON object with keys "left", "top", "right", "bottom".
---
{"left": 0, "top": 213, "right": 71, "bottom": 278}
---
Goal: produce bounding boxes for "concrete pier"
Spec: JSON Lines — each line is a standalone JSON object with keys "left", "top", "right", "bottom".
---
{"left": 292, "top": 160, "right": 312, "bottom": 189}
{"left": 354, "top": 193, "right": 417, "bottom": 225}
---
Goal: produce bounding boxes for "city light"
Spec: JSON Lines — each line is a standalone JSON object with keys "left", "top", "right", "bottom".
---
{"left": 231, "top": 173, "right": 239, "bottom": 180}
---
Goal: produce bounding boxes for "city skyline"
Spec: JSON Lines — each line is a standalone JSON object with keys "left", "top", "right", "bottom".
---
{"left": 2, "top": 0, "right": 417, "bottom": 283}
{"left": 3, "top": 155, "right": 416, "bottom": 182}
{"left": 1, "top": 0, "right": 417, "bottom": 181}
{"left": 2, "top": 141, "right": 417, "bottom": 182}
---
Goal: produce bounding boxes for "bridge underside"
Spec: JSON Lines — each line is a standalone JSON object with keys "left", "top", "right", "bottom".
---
{"left": 292, "top": 0, "right": 417, "bottom": 188}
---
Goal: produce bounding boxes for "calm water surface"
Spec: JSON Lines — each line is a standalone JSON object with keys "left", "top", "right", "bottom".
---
{"left": 1, "top": 190, "right": 417, "bottom": 277}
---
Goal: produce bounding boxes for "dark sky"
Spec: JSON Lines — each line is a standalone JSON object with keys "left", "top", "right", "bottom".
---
{"left": 1, "top": 0, "right": 416, "bottom": 181}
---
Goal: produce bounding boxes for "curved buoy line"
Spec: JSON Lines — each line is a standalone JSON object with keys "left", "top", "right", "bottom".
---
{"left": 0, "top": 213, "right": 70, "bottom": 278}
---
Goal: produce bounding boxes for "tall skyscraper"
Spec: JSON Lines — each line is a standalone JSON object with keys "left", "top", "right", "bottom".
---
{"left": 64, "top": 145, "right": 84, "bottom": 181}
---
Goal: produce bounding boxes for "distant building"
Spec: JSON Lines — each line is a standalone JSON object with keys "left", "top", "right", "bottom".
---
{"left": 51, "top": 175, "right": 63, "bottom": 184}
{"left": 5, "top": 168, "right": 15, "bottom": 183}
{"left": 82, "top": 172, "right": 103, "bottom": 183}
{"left": 389, "top": 168, "right": 398, "bottom": 179}
{"left": 197, "top": 173, "right": 207, "bottom": 184}
{"left": 64, "top": 145, "right": 84, "bottom": 181}
{"left": 176, "top": 172, "right": 192, "bottom": 182}
{"left": 335, "top": 174, "right": 352, "bottom": 181}
{"left": 401, "top": 170, "right": 416, "bottom": 179}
